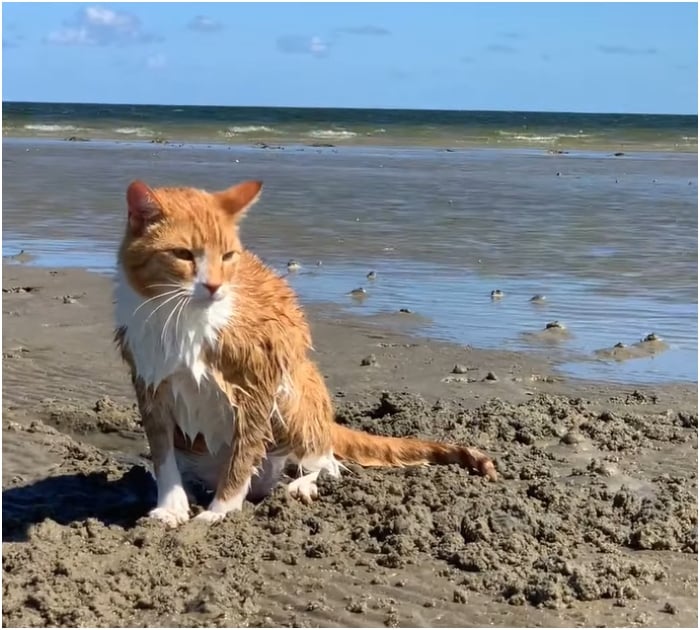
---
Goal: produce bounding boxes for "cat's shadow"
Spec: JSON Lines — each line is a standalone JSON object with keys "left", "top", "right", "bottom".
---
{"left": 2, "top": 466, "right": 157, "bottom": 542}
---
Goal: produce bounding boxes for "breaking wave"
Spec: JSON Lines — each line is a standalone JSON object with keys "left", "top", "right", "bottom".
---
{"left": 114, "top": 127, "right": 156, "bottom": 137}
{"left": 24, "top": 124, "right": 81, "bottom": 132}
{"left": 308, "top": 129, "right": 358, "bottom": 139}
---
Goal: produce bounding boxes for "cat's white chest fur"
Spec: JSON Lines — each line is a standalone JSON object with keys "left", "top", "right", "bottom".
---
{"left": 114, "top": 271, "right": 235, "bottom": 454}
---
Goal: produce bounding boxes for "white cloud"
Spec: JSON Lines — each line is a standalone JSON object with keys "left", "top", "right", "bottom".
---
{"left": 277, "top": 25, "right": 388, "bottom": 59}
{"left": 146, "top": 53, "right": 167, "bottom": 70}
{"left": 276, "top": 35, "right": 329, "bottom": 57}
{"left": 46, "top": 27, "right": 95, "bottom": 46}
{"left": 46, "top": 5, "right": 159, "bottom": 46}
{"left": 309, "top": 36, "right": 328, "bottom": 57}
{"left": 84, "top": 6, "right": 132, "bottom": 28}
{"left": 188, "top": 15, "right": 223, "bottom": 33}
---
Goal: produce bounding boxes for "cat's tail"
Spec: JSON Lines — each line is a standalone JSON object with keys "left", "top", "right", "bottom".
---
{"left": 329, "top": 424, "right": 497, "bottom": 480}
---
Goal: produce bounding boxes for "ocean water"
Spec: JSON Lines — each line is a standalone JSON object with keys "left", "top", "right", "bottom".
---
{"left": 2, "top": 135, "right": 697, "bottom": 385}
{"left": 3, "top": 102, "right": 698, "bottom": 152}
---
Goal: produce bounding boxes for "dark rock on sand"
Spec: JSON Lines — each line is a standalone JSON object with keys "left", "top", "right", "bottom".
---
{"left": 595, "top": 333, "right": 669, "bottom": 362}
{"left": 255, "top": 143, "right": 284, "bottom": 150}
{"left": 360, "top": 354, "right": 378, "bottom": 367}
{"left": 4, "top": 249, "right": 36, "bottom": 264}
{"left": 2, "top": 286, "right": 39, "bottom": 294}
{"left": 522, "top": 321, "right": 572, "bottom": 344}
{"left": 349, "top": 287, "right": 367, "bottom": 299}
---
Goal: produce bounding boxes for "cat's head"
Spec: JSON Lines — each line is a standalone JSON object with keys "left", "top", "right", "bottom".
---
{"left": 118, "top": 179, "right": 262, "bottom": 304}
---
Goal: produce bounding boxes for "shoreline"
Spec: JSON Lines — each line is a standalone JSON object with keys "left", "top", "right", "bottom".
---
{"left": 1, "top": 260, "right": 696, "bottom": 431}
{"left": 3, "top": 256, "right": 697, "bottom": 390}
{"left": 3, "top": 134, "right": 698, "bottom": 155}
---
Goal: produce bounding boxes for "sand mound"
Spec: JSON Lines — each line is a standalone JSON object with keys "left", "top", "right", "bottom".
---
{"left": 3, "top": 393, "right": 696, "bottom": 626}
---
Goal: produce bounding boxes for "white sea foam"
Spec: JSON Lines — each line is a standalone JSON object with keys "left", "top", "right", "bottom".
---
{"left": 114, "top": 127, "right": 155, "bottom": 137}
{"left": 225, "top": 125, "right": 275, "bottom": 135}
{"left": 24, "top": 124, "right": 80, "bottom": 132}
{"left": 496, "top": 130, "right": 590, "bottom": 142}
{"left": 503, "top": 134, "right": 560, "bottom": 143}
{"left": 308, "top": 129, "right": 358, "bottom": 139}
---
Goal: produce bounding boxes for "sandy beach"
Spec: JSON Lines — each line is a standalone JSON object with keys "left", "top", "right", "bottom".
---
{"left": 2, "top": 262, "right": 697, "bottom": 627}
{"left": 3, "top": 3, "right": 698, "bottom": 625}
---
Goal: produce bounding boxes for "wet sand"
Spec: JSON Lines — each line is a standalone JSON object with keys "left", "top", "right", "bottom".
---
{"left": 3, "top": 140, "right": 698, "bottom": 385}
{"left": 2, "top": 263, "right": 697, "bottom": 627}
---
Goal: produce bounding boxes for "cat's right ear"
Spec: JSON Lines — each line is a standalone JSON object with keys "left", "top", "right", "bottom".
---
{"left": 126, "top": 181, "right": 162, "bottom": 235}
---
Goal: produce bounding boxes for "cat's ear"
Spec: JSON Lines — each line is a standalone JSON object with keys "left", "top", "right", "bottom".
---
{"left": 126, "top": 180, "right": 162, "bottom": 235}
{"left": 215, "top": 180, "right": 263, "bottom": 220}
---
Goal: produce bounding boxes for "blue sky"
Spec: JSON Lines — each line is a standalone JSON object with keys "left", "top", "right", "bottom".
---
{"left": 2, "top": 2, "right": 697, "bottom": 114}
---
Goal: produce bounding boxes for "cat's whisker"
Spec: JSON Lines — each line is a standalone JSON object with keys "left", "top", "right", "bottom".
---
{"left": 161, "top": 297, "right": 183, "bottom": 347}
{"left": 165, "top": 296, "right": 189, "bottom": 347}
{"left": 132, "top": 288, "right": 182, "bottom": 316}
{"left": 174, "top": 296, "right": 189, "bottom": 341}
{"left": 145, "top": 283, "right": 183, "bottom": 290}
{"left": 144, "top": 291, "right": 187, "bottom": 325}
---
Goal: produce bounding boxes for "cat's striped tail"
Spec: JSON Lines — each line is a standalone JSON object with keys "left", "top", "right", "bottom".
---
{"left": 330, "top": 424, "right": 497, "bottom": 480}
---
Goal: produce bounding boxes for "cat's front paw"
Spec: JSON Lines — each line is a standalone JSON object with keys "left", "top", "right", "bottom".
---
{"left": 193, "top": 510, "right": 228, "bottom": 524}
{"left": 287, "top": 474, "right": 319, "bottom": 505}
{"left": 148, "top": 506, "right": 190, "bottom": 527}
{"left": 192, "top": 495, "right": 244, "bottom": 524}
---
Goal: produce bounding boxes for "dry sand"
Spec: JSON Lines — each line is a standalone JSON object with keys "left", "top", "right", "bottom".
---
{"left": 2, "top": 263, "right": 697, "bottom": 628}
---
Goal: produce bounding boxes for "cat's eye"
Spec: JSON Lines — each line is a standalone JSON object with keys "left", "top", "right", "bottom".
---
{"left": 222, "top": 251, "right": 238, "bottom": 262}
{"left": 171, "top": 248, "right": 194, "bottom": 261}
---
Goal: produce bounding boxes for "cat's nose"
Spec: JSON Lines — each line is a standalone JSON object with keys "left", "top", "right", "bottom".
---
{"left": 203, "top": 282, "right": 221, "bottom": 296}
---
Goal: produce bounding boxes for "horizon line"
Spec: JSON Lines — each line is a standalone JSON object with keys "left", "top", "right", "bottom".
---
{"left": 3, "top": 99, "right": 697, "bottom": 118}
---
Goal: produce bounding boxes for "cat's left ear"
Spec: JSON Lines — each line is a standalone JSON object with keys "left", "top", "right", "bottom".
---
{"left": 215, "top": 180, "right": 263, "bottom": 220}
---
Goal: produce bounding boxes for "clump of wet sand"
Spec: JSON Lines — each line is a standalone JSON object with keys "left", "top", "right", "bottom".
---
{"left": 3, "top": 391, "right": 697, "bottom": 627}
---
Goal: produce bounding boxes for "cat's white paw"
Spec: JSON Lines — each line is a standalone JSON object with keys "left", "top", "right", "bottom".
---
{"left": 192, "top": 493, "right": 245, "bottom": 524}
{"left": 287, "top": 473, "right": 319, "bottom": 505}
{"left": 148, "top": 506, "right": 190, "bottom": 527}
{"left": 193, "top": 510, "right": 228, "bottom": 524}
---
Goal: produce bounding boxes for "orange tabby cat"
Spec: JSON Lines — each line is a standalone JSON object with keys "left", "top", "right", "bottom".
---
{"left": 114, "top": 179, "right": 496, "bottom": 526}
